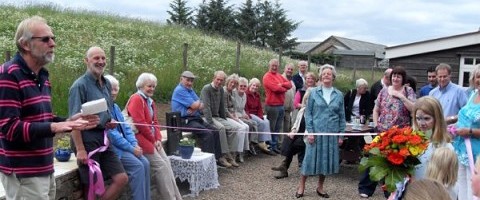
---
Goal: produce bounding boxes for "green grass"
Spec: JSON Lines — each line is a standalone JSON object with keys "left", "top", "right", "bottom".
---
{"left": 0, "top": 4, "right": 382, "bottom": 117}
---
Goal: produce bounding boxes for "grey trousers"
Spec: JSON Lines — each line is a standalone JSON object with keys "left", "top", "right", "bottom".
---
{"left": 212, "top": 117, "right": 247, "bottom": 153}
{"left": 1, "top": 172, "right": 55, "bottom": 200}
{"left": 144, "top": 148, "right": 182, "bottom": 200}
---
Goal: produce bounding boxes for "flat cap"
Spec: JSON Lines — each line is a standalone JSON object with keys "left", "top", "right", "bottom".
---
{"left": 181, "top": 71, "right": 196, "bottom": 79}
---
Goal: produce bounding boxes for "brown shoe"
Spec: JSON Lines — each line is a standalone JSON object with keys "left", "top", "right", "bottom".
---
{"left": 258, "top": 142, "right": 276, "bottom": 156}
{"left": 227, "top": 153, "right": 240, "bottom": 167}
{"left": 217, "top": 156, "right": 232, "bottom": 168}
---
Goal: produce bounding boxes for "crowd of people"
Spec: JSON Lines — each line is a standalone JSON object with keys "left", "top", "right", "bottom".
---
{"left": 2, "top": 15, "right": 480, "bottom": 200}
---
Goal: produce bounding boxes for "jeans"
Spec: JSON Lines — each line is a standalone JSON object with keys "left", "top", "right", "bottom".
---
{"left": 120, "top": 152, "right": 151, "bottom": 200}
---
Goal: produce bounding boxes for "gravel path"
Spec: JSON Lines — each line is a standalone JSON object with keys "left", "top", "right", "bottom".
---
{"left": 180, "top": 152, "right": 386, "bottom": 200}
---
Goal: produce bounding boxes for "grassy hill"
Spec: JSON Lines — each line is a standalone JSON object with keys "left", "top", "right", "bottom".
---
{"left": 0, "top": 4, "right": 383, "bottom": 117}
{"left": 0, "top": 4, "right": 294, "bottom": 116}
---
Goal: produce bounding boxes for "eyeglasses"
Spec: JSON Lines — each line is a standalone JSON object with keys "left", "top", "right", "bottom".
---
{"left": 31, "top": 36, "right": 55, "bottom": 43}
{"left": 239, "top": 85, "right": 247, "bottom": 87}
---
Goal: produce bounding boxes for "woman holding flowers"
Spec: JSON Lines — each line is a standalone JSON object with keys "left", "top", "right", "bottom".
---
{"left": 451, "top": 64, "right": 480, "bottom": 200}
{"left": 295, "top": 64, "right": 345, "bottom": 198}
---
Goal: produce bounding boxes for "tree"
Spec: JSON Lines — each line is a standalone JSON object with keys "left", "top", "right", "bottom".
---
{"left": 255, "top": 0, "right": 274, "bottom": 47}
{"left": 167, "top": 0, "right": 194, "bottom": 26}
{"left": 236, "top": 0, "right": 258, "bottom": 44}
{"left": 266, "top": 1, "right": 299, "bottom": 51}
{"left": 195, "top": 3, "right": 209, "bottom": 31}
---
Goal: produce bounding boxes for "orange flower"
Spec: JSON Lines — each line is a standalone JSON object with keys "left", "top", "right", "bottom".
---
{"left": 409, "top": 135, "right": 422, "bottom": 145}
{"left": 387, "top": 152, "right": 405, "bottom": 165}
{"left": 399, "top": 148, "right": 410, "bottom": 157}
{"left": 392, "top": 135, "right": 408, "bottom": 143}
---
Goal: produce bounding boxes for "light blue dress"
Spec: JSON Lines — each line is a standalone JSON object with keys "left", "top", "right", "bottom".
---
{"left": 301, "top": 86, "right": 346, "bottom": 176}
{"left": 453, "top": 91, "right": 480, "bottom": 166}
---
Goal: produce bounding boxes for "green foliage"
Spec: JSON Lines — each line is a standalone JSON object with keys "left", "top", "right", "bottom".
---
{"left": 195, "top": 0, "right": 236, "bottom": 38}
{"left": 236, "top": 0, "right": 257, "bottom": 45}
{"left": 0, "top": 4, "right": 289, "bottom": 117}
{"left": 266, "top": 1, "right": 299, "bottom": 50}
{"left": 167, "top": 0, "right": 194, "bottom": 26}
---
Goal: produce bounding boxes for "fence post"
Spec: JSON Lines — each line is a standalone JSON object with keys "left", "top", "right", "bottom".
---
{"left": 5, "top": 51, "right": 11, "bottom": 62}
{"left": 183, "top": 43, "right": 188, "bottom": 71}
{"left": 278, "top": 47, "right": 283, "bottom": 68}
{"left": 307, "top": 53, "right": 311, "bottom": 71}
{"left": 109, "top": 46, "right": 115, "bottom": 75}
{"left": 235, "top": 41, "right": 241, "bottom": 74}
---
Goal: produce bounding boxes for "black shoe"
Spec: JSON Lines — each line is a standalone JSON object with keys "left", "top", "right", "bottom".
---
{"left": 295, "top": 188, "right": 304, "bottom": 198}
{"left": 317, "top": 189, "right": 330, "bottom": 198}
{"left": 272, "top": 148, "right": 281, "bottom": 154}
{"left": 247, "top": 146, "right": 257, "bottom": 156}
{"left": 274, "top": 171, "right": 288, "bottom": 179}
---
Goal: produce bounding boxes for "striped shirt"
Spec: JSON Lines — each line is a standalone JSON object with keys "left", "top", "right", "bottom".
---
{"left": 0, "top": 53, "right": 64, "bottom": 178}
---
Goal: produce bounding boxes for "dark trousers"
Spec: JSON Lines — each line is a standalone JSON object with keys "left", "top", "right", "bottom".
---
{"left": 183, "top": 117, "right": 222, "bottom": 159}
{"left": 280, "top": 116, "right": 306, "bottom": 167}
{"left": 280, "top": 135, "right": 305, "bottom": 167}
{"left": 358, "top": 168, "right": 390, "bottom": 198}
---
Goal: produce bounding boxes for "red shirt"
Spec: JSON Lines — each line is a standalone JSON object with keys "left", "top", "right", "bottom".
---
{"left": 245, "top": 90, "right": 263, "bottom": 118}
{"left": 262, "top": 71, "right": 292, "bottom": 106}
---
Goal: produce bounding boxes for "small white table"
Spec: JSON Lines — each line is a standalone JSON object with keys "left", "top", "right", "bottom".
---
{"left": 169, "top": 153, "right": 219, "bottom": 197}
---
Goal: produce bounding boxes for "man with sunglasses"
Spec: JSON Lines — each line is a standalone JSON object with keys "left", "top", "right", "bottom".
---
{"left": 0, "top": 16, "right": 99, "bottom": 200}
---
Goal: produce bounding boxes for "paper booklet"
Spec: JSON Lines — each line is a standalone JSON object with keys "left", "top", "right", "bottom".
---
{"left": 81, "top": 98, "right": 107, "bottom": 115}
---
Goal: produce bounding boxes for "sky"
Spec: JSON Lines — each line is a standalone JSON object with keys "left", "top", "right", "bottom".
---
{"left": 2, "top": 0, "right": 480, "bottom": 46}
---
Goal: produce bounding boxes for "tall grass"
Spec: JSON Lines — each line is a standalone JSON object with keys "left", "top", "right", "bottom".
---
{"left": 0, "top": 4, "right": 382, "bottom": 117}
{"left": 0, "top": 4, "right": 293, "bottom": 116}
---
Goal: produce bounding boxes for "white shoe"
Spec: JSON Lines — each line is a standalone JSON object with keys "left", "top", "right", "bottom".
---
{"left": 359, "top": 193, "right": 369, "bottom": 198}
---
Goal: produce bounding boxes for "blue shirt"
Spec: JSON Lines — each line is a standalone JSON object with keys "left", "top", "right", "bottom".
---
{"left": 171, "top": 83, "right": 201, "bottom": 117}
{"left": 429, "top": 82, "right": 468, "bottom": 117}
{"left": 419, "top": 84, "right": 435, "bottom": 97}
{"left": 68, "top": 72, "right": 113, "bottom": 147}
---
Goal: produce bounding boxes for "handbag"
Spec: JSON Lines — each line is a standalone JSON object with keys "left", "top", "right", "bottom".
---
{"left": 122, "top": 94, "right": 140, "bottom": 134}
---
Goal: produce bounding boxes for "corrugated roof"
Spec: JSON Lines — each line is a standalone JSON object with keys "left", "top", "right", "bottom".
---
{"left": 291, "top": 41, "right": 321, "bottom": 54}
{"left": 334, "top": 36, "right": 386, "bottom": 54}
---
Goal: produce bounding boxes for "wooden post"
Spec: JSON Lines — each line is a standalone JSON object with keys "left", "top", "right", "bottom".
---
{"left": 183, "top": 43, "right": 188, "bottom": 71}
{"left": 109, "top": 46, "right": 115, "bottom": 75}
{"left": 5, "top": 51, "right": 11, "bottom": 62}
{"left": 307, "top": 53, "right": 311, "bottom": 71}
{"left": 278, "top": 47, "right": 283, "bottom": 69}
{"left": 235, "top": 42, "right": 241, "bottom": 74}
{"left": 372, "top": 59, "right": 377, "bottom": 80}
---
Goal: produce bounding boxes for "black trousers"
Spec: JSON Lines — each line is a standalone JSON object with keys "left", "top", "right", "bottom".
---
{"left": 182, "top": 117, "right": 222, "bottom": 159}
{"left": 280, "top": 116, "right": 306, "bottom": 167}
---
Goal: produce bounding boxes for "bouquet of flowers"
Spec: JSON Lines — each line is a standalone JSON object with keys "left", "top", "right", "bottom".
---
{"left": 359, "top": 126, "right": 429, "bottom": 192}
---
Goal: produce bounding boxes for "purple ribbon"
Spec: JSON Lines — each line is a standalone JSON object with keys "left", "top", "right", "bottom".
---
{"left": 448, "top": 124, "right": 478, "bottom": 200}
{"left": 87, "top": 131, "right": 109, "bottom": 200}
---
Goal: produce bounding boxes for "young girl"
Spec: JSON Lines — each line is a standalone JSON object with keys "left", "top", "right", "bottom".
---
{"left": 411, "top": 96, "right": 453, "bottom": 179}
{"left": 425, "top": 147, "right": 459, "bottom": 200}
{"left": 389, "top": 96, "right": 454, "bottom": 199}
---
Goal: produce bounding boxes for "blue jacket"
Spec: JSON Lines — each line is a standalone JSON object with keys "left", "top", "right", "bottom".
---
{"left": 108, "top": 103, "right": 138, "bottom": 158}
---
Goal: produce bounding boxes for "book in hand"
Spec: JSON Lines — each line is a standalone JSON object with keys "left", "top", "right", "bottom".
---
{"left": 81, "top": 98, "right": 107, "bottom": 115}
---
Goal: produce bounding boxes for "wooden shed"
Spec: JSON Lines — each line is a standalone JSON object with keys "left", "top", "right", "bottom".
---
{"left": 386, "top": 31, "right": 480, "bottom": 91}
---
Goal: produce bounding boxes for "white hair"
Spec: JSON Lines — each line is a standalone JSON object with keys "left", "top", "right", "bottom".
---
{"left": 135, "top": 73, "right": 157, "bottom": 89}
{"left": 355, "top": 78, "right": 368, "bottom": 88}
{"left": 104, "top": 74, "right": 119, "bottom": 88}
{"left": 319, "top": 64, "right": 337, "bottom": 79}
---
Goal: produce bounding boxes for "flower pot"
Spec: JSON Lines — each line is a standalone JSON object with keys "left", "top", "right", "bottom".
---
{"left": 55, "top": 148, "right": 72, "bottom": 162}
{"left": 179, "top": 145, "right": 194, "bottom": 159}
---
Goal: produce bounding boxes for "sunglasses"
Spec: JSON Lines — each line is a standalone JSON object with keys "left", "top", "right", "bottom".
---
{"left": 31, "top": 36, "right": 55, "bottom": 43}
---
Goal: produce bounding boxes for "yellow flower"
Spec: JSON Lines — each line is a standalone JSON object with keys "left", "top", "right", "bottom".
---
{"left": 373, "top": 136, "right": 381, "bottom": 143}
{"left": 408, "top": 146, "right": 422, "bottom": 156}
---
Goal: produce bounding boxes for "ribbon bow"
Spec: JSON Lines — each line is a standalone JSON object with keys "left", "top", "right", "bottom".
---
{"left": 87, "top": 131, "right": 109, "bottom": 200}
